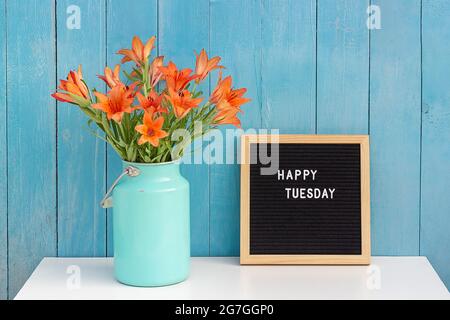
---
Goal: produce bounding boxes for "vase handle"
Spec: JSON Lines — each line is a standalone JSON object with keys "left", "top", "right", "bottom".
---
{"left": 100, "top": 166, "right": 141, "bottom": 208}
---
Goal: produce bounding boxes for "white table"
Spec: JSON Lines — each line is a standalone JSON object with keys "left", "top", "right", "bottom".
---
{"left": 15, "top": 257, "right": 449, "bottom": 300}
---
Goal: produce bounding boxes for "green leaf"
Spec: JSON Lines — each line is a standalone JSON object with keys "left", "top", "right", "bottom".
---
{"left": 123, "top": 70, "right": 138, "bottom": 83}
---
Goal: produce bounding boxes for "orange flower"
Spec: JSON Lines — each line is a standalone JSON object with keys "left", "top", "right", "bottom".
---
{"left": 98, "top": 65, "right": 123, "bottom": 88}
{"left": 210, "top": 75, "right": 250, "bottom": 128}
{"left": 216, "top": 87, "right": 250, "bottom": 111}
{"left": 117, "top": 36, "right": 156, "bottom": 66}
{"left": 165, "top": 88, "right": 203, "bottom": 119}
{"left": 211, "top": 75, "right": 250, "bottom": 109}
{"left": 214, "top": 108, "right": 242, "bottom": 128}
{"left": 210, "top": 74, "right": 232, "bottom": 104}
{"left": 149, "top": 56, "right": 164, "bottom": 87}
{"left": 92, "top": 85, "right": 136, "bottom": 123}
{"left": 135, "top": 112, "right": 168, "bottom": 147}
{"left": 195, "top": 49, "right": 223, "bottom": 83}
{"left": 159, "top": 61, "right": 199, "bottom": 92}
{"left": 52, "top": 65, "right": 90, "bottom": 104}
{"left": 136, "top": 91, "right": 167, "bottom": 114}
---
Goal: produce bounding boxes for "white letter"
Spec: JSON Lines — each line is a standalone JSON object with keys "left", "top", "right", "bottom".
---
{"left": 303, "top": 170, "right": 310, "bottom": 180}
{"left": 257, "top": 130, "right": 280, "bottom": 175}
{"left": 225, "top": 128, "right": 244, "bottom": 164}
{"left": 277, "top": 170, "right": 284, "bottom": 181}
{"left": 286, "top": 170, "right": 293, "bottom": 180}
{"left": 311, "top": 170, "right": 317, "bottom": 180}
{"left": 367, "top": 5, "right": 381, "bottom": 30}
{"left": 329, "top": 188, "right": 336, "bottom": 199}
{"left": 366, "top": 265, "right": 381, "bottom": 290}
{"left": 66, "top": 5, "right": 81, "bottom": 30}
{"left": 299, "top": 188, "right": 305, "bottom": 199}
{"left": 204, "top": 129, "right": 223, "bottom": 164}
{"left": 192, "top": 120, "right": 203, "bottom": 164}
{"left": 66, "top": 265, "right": 81, "bottom": 290}
{"left": 171, "top": 128, "right": 191, "bottom": 163}
{"left": 314, "top": 188, "right": 321, "bottom": 198}
{"left": 285, "top": 188, "right": 291, "bottom": 199}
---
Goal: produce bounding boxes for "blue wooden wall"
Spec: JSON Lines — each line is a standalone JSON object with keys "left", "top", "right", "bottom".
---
{"left": 0, "top": 0, "right": 449, "bottom": 299}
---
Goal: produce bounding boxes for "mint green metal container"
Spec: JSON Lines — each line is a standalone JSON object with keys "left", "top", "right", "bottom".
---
{"left": 110, "top": 161, "right": 190, "bottom": 287}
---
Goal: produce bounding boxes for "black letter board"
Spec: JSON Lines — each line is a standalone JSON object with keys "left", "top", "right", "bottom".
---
{"left": 240, "top": 135, "right": 370, "bottom": 265}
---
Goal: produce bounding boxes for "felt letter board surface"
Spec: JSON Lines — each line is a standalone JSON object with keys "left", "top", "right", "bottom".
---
{"left": 240, "top": 135, "right": 371, "bottom": 265}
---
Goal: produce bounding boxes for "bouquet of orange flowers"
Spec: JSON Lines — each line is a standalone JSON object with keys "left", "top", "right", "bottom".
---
{"left": 52, "top": 36, "right": 250, "bottom": 163}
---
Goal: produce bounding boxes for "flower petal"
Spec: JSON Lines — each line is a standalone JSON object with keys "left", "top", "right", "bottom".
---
{"left": 138, "top": 135, "right": 148, "bottom": 145}
{"left": 132, "top": 36, "right": 144, "bottom": 57}
{"left": 135, "top": 124, "right": 147, "bottom": 135}
{"left": 153, "top": 116, "right": 165, "bottom": 129}
{"left": 143, "top": 36, "right": 156, "bottom": 59}
{"left": 51, "top": 92, "right": 73, "bottom": 103}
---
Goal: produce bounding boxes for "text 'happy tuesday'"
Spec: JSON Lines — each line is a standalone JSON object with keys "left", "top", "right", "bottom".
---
{"left": 277, "top": 169, "right": 336, "bottom": 200}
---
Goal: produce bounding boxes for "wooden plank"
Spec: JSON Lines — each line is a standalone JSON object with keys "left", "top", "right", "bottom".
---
{"left": 57, "top": 0, "right": 106, "bottom": 257}
{"left": 0, "top": 0, "right": 7, "bottom": 300}
{"left": 158, "top": 0, "right": 210, "bottom": 256}
{"left": 106, "top": 0, "right": 157, "bottom": 256}
{"left": 7, "top": 0, "right": 57, "bottom": 297}
{"left": 370, "top": 0, "right": 421, "bottom": 254}
{"left": 317, "top": 0, "right": 369, "bottom": 134}
{"left": 421, "top": 0, "right": 450, "bottom": 288}
{"left": 210, "top": 0, "right": 262, "bottom": 256}
{"left": 261, "top": 0, "right": 316, "bottom": 133}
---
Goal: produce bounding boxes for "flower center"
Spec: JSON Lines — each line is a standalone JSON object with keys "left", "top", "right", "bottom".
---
{"left": 147, "top": 128, "right": 155, "bottom": 136}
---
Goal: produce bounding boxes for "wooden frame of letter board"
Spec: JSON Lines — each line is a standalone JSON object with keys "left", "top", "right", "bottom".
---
{"left": 240, "top": 134, "right": 371, "bottom": 265}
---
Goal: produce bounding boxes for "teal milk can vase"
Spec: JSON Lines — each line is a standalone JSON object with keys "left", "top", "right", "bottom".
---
{"left": 106, "top": 160, "right": 190, "bottom": 287}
